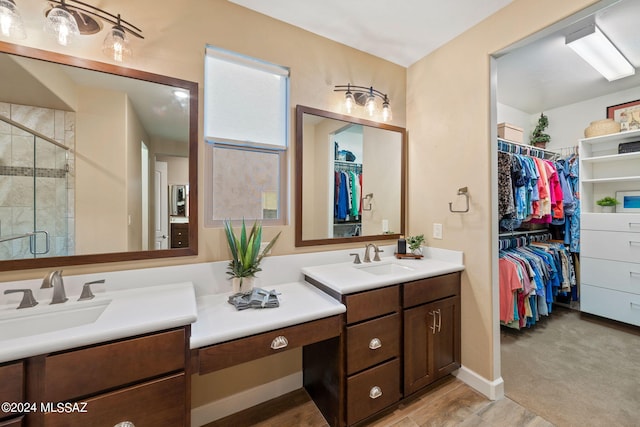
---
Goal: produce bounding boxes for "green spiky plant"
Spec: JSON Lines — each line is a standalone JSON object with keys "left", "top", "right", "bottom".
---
{"left": 223, "top": 219, "right": 281, "bottom": 280}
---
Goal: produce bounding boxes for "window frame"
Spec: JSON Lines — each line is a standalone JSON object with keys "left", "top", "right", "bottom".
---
{"left": 203, "top": 46, "right": 290, "bottom": 227}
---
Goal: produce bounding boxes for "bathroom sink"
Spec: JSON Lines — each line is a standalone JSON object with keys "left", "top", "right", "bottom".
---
{"left": 356, "top": 262, "right": 415, "bottom": 276}
{"left": 0, "top": 299, "right": 111, "bottom": 341}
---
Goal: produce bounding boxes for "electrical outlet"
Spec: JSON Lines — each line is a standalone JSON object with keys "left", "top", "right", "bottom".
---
{"left": 433, "top": 223, "right": 443, "bottom": 240}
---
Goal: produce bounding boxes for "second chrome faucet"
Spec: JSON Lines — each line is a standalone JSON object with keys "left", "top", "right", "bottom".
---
{"left": 41, "top": 270, "right": 68, "bottom": 304}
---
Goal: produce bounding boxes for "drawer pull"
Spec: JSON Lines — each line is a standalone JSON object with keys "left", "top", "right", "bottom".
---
{"left": 369, "top": 338, "right": 382, "bottom": 350}
{"left": 631, "top": 302, "right": 640, "bottom": 310}
{"left": 428, "top": 310, "right": 436, "bottom": 334}
{"left": 630, "top": 241, "right": 640, "bottom": 246}
{"left": 630, "top": 272, "right": 640, "bottom": 277}
{"left": 270, "top": 336, "right": 289, "bottom": 350}
{"left": 369, "top": 386, "right": 383, "bottom": 399}
{"left": 114, "top": 422, "right": 135, "bottom": 427}
{"left": 435, "top": 309, "right": 442, "bottom": 333}
{"left": 630, "top": 222, "right": 640, "bottom": 228}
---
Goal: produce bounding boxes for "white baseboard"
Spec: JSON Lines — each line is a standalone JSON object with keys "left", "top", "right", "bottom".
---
{"left": 453, "top": 365, "right": 504, "bottom": 401}
{"left": 190, "top": 371, "right": 302, "bottom": 427}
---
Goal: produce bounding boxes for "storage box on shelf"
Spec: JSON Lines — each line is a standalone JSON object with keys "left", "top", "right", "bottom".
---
{"left": 579, "top": 129, "right": 640, "bottom": 327}
{"left": 497, "top": 123, "right": 524, "bottom": 143}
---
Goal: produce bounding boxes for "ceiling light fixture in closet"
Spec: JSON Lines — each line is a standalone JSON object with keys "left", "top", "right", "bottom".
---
{"left": 334, "top": 84, "right": 392, "bottom": 121}
{"left": 566, "top": 22, "right": 635, "bottom": 82}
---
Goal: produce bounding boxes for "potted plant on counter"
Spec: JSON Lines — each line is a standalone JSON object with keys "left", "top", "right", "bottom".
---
{"left": 407, "top": 234, "right": 425, "bottom": 256}
{"left": 223, "top": 219, "right": 281, "bottom": 294}
{"left": 596, "top": 196, "right": 619, "bottom": 213}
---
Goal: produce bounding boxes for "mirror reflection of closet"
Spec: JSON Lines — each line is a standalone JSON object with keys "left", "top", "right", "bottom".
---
{"left": 333, "top": 124, "right": 363, "bottom": 237}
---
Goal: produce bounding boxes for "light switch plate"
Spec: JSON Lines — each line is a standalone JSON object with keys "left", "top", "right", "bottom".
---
{"left": 433, "top": 223, "right": 443, "bottom": 239}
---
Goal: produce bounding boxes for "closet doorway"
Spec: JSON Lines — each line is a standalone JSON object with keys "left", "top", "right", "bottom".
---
{"left": 491, "top": 0, "right": 640, "bottom": 425}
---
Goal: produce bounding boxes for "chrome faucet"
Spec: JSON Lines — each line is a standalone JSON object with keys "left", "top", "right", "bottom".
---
{"left": 363, "top": 243, "right": 383, "bottom": 262}
{"left": 41, "top": 270, "right": 68, "bottom": 304}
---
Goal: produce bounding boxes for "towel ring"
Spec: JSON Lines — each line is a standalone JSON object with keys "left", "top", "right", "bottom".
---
{"left": 449, "top": 187, "right": 469, "bottom": 213}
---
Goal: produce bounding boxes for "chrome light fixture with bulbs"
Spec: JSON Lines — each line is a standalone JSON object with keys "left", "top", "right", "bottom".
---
{"left": 566, "top": 21, "right": 635, "bottom": 82}
{"left": 0, "top": 0, "right": 143, "bottom": 62}
{"left": 334, "top": 84, "right": 392, "bottom": 121}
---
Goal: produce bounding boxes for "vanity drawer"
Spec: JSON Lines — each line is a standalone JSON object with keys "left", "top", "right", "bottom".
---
{"left": 171, "top": 223, "right": 190, "bottom": 248}
{"left": 43, "top": 328, "right": 186, "bottom": 402}
{"left": 582, "top": 230, "right": 640, "bottom": 263}
{"left": 0, "top": 362, "right": 23, "bottom": 419}
{"left": 198, "top": 315, "right": 342, "bottom": 374}
{"left": 403, "top": 272, "right": 460, "bottom": 308}
{"left": 346, "top": 313, "right": 400, "bottom": 375}
{"left": 346, "top": 358, "right": 401, "bottom": 425}
{"left": 43, "top": 373, "right": 186, "bottom": 427}
{"left": 344, "top": 285, "right": 400, "bottom": 324}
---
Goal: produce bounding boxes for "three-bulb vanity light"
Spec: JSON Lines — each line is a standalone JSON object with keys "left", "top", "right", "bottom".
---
{"left": 0, "top": 0, "right": 143, "bottom": 63}
{"left": 334, "top": 84, "right": 392, "bottom": 122}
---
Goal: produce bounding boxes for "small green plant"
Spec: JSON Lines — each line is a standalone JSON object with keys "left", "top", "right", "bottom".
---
{"left": 407, "top": 234, "right": 425, "bottom": 251}
{"left": 223, "top": 219, "right": 281, "bottom": 279}
{"left": 596, "top": 196, "right": 619, "bottom": 207}
{"left": 531, "top": 113, "right": 550, "bottom": 146}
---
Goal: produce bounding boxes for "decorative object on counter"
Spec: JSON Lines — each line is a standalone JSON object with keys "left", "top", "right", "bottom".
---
{"left": 531, "top": 113, "right": 550, "bottom": 148}
{"left": 334, "top": 83, "right": 392, "bottom": 121}
{"left": 449, "top": 186, "right": 470, "bottom": 213}
{"left": 584, "top": 118, "right": 620, "bottom": 138}
{"left": 227, "top": 288, "right": 280, "bottom": 311}
{"left": 615, "top": 191, "right": 640, "bottom": 213}
{"left": 596, "top": 196, "right": 620, "bottom": 213}
{"left": 406, "top": 234, "right": 425, "bottom": 256}
{"left": 497, "top": 122, "right": 523, "bottom": 143}
{"left": 397, "top": 235, "right": 406, "bottom": 254}
{"left": 395, "top": 253, "right": 424, "bottom": 259}
{"left": 223, "top": 219, "right": 281, "bottom": 294}
{"left": 607, "top": 99, "right": 640, "bottom": 131}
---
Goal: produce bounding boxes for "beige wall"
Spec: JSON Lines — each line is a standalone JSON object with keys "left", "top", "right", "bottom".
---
{"left": 75, "top": 87, "right": 128, "bottom": 254}
{"left": 407, "top": 0, "right": 600, "bottom": 382}
{"left": 126, "top": 96, "right": 148, "bottom": 252}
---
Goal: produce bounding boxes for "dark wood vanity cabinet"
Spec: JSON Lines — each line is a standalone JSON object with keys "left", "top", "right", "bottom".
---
{"left": 170, "top": 223, "right": 190, "bottom": 248}
{"left": 305, "top": 271, "right": 461, "bottom": 426}
{"left": 2, "top": 327, "right": 190, "bottom": 427}
{"left": 0, "top": 361, "right": 24, "bottom": 426}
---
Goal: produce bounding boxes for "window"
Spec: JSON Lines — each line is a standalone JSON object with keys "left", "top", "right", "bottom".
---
{"left": 204, "top": 46, "right": 289, "bottom": 226}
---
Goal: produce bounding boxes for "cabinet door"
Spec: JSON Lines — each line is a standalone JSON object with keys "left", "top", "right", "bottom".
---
{"left": 403, "top": 296, "right": 460, "bottom": 395}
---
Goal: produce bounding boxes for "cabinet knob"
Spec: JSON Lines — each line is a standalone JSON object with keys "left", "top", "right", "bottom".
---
{"left": 114, "top": 422, "right": 135, "bottom": 427}
{"left": 369, "top": 338, "right": 382, "bottom": 350}
{"left": 271, "top": 335, "right": 289, "bottom": 350}
{"left": 369, "top": 386, "right": 383, "bottom": 399}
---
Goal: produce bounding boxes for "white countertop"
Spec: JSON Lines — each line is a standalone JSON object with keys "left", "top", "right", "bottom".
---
{"left": 302, "top": 252, "right": 465, "bottom": 295}
{"left": 190, "top": 281, "right": 346, "bottom": 349}
{"left": 0, "top": 282, "right": 197, "bottom": 364}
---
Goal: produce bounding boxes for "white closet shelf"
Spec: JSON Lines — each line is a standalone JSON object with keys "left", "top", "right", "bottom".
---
{"left": 581, "top": 176, "right": 640, "bottom": 183}
{"left": 581, "top": 129, "right": 640, "bottom": 145}
{"left": 582, "top": 151, "right": 640, "bottom": 163}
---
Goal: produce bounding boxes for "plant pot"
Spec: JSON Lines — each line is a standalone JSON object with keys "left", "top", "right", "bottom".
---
{"left": 411, "top": 247, "right": 423, "bottom": 256}
{"left": 532, "top": 141, "right": 548, "bottom": 149}
{"left": 601, "top": 206, "right": 615, "bottom": 213}
{"left": 231, "top": 276, "right": 255, "bottom": 294}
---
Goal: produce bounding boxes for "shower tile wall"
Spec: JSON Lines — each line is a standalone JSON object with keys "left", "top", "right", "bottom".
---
{"left": 0, "top": 102, "right": 75, "bottom": 260}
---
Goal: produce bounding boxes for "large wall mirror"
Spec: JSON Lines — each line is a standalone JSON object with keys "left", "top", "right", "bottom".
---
{"left": 0, "top": 42, "right": 198, "bottom": 271}
{"left": 295, "top": 105, "right": 405, "bottom": 247}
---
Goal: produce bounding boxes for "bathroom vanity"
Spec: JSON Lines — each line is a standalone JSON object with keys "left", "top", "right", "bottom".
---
{"left": 302, "top": 254, "right": 464, "bottom": 426}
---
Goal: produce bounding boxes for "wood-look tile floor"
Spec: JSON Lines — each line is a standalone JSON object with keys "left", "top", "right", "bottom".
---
{"left": 205, "top": 376, "right": 554, "bottom": 427}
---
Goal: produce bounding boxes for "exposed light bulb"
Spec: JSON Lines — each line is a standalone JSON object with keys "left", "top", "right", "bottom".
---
{"left": 44, "top": 6, "right": 79, "bottom": 46}
{"left": 103, "top": 23, "right": 131, "bottom": 63}
{"left": 382, "top": 98, "right": 392, "bottom": 122}
{"left": 0, "top": 0, "right": 26, "bottom": 39}
{"left": 344, "top": 91, "right": 354, "bottom": 113}
{"left": 365, "top": 94, "right": 376, "bottom": 117}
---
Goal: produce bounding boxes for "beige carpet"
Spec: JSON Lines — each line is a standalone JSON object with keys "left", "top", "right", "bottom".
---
{"left": 501, "top": 307, "right": 640, "bottom": 427}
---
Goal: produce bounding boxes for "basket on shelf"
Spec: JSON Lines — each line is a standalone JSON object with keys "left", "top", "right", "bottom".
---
{"left": 584, "top": 119, "right": 620, "bottom": 138}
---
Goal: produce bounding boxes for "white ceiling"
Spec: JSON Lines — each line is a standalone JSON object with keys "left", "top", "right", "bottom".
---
{"left": 230, "top": 0, "right": 640, "bottom": 114}
{"left": 229, "top": 0, "right": 514, "bottom": 68}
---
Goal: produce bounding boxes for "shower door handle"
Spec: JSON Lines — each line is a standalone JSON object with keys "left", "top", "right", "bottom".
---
{"left": 29, "top": 230, "right": 50, "bottom": 255}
